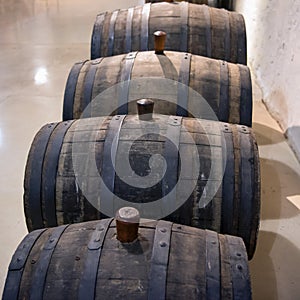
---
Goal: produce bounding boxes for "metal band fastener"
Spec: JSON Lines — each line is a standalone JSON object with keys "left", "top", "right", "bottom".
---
{"left": 29, "top": 225, "right": 69, "bottom": 300}
{"left": 218, "top": 61, "right": 229, "bottom": 122}
{"left": 2, "top": 229, "right": 47, "bottom": 300}
{"left": 162, "top": 116, "right": 182, "bottom": 215}
{"left": 176, "top": 53, "right": 191, "bottom": 116}
{"left": 238, "top": 125, "right": 250, "bottom": 134}
{"left": 148, "top": 221, "right": 172, "bottom": 300}
{"left": 221, "top": 123, "right": 235, "bottom": 234}
{"left": 42, "top": 120, "right": 75, "bottom": 228}
{"left": 231, "top": 126, "right": 240, "bottom": 235}
{"left": 82, "top": 58, "right": 104, "bottom": 118}
{"left": 238, "top": 127, "right": 254, "bottom": 252}
{"left": 63, "top": 61, "right": 88, "bottom": 121}
{"left": 78, "top": 218, "right": 114, "bottom": 300}
{"left": 100, "top": 116, "right": 126, "bottom": 216}
{"left": 226, "top": 235, "right": 252, "bottom": 298}
{"left": 206, "top": 230, "right": 221, "bottom": 299}
{"left": 118, "top": 52, "right": 137, "bottom": 114}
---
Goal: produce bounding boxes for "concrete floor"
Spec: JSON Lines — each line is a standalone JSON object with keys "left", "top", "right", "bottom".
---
{"left": 0, "top": 0, "right": 299, "bottom": 299}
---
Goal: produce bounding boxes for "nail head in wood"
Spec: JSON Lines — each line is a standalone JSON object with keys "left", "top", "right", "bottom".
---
{"left": 137, "top": 99, "right": 154, "bottom": 121}
{"left": 154, "top": 31, "right": 167, "bottom": 54}
{"left": 115, "top": 207, "right": 140, "bottom": 243}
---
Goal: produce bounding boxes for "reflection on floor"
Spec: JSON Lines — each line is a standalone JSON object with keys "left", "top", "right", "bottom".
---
{"left": 0, "top": 1, "right": 299, "bottom": 299}
{"left": 250, "top": 86, "right": 300, "bottom": 299}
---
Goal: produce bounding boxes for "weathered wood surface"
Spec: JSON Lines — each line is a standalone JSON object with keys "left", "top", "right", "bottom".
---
{"left": 24, "top": 115, "right": 260, "bottom": 258}
{"left": 63, "top": 51, "right": 252, "bottom": 126}
{"left": 3, "top": 220, "right": 252, "bottom": 299}
{"left": 91, "top": 3, "right": 246, "bottom": 64}
{"left": 145, "top": 1, "right": 233, "bottom": 11}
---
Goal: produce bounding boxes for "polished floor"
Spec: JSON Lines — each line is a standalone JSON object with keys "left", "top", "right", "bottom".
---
{"left": 0, "top": 0, "right": 299, "bottom": 299}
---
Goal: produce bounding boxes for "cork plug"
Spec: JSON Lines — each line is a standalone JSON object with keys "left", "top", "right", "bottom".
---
{"left": 137, "top": 99, "right": 154, "bottom": 121}
{"left": 116, "top": 207, "right": 140, "bottom": 243}
{"left": 154, "top": 31, "right": 167, "bottom": 54}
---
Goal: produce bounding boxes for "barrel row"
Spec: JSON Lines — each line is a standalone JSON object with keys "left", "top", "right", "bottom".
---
{"left": 63, "top": 51, "right": 252, "bottom": 126}
{"left": 23, "top": 113, "right": 260, "bottom": 259}
{"left": 3, "top": 1, "right": 256, "bottom": 299}
{"left": 3, "top": 219, "right": 251, "bottom": 300}
{"left": 91, "top": 2, "right": 246, "bottom": 64}
{"left": 145, "top": 0, "right": 233, "bottom": 11}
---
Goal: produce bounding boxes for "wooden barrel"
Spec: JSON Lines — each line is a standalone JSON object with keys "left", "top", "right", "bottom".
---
{"left": 3, "top": 219, "right": 252, "bottom": 299}
{"left": 145, "top": 0, "right": 233, "bottom": 11}
{"left": 91, "top": 2, "right": 246, "bottom": 64}
{"left": 63, "top": 51, "right": 252, "bottom": 126}
{"left": 23, "top": 114, "right": 260, "bottom": 258}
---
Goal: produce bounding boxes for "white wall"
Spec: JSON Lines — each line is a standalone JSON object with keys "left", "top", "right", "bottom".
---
{"left": 234, "top": 0, "right": 300, "bottom": 160}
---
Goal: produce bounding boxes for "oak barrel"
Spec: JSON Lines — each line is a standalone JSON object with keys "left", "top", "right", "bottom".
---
{"left": 91, "top": 2, "right": 246, "bottom": 64}
{"left": 3, "top": 219, "right": 252, "bottom": 299}
{"left": 145, "top": 0, "right": 233, "bottom": 11}
{"left": 63, "top": 51, "right": 252, "bottom": 126}
{"left": 23, "top": 114, "right": 260, "bottom": 258}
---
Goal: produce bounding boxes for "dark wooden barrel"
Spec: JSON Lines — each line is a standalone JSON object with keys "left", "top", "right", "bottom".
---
{"left": 63, "top": 51, "right": 252, "bottom": 126}
{"left": 91, "top": 2, "right": 246, "bottom": 64}
{"left": 3, "top": 219, "right": 252, "bottom": 300}
{"left": 145, "top": 0, "right": 233, "bottom": 11}
{"left": 23, "top": 114, "right": 260, "bottom": 258}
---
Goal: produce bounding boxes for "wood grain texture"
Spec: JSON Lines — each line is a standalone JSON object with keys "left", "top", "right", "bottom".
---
{"left": 24, "top": 115, "right": 260, "bottom": 258}
{"left": 63, "top": 51, "right": 252, "bottom": 126}
{"left": 3, "top": 220, "right": 251, "bottom": 300}
{"left": 145, "top": 1, "right": 233, "bottom": 11}
{"left": 91, "top": 3, "right": 245, "bottom": 63}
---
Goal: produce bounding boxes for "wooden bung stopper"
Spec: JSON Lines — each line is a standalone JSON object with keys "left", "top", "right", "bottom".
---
{"left": 154, "top": 31, "right": 167, "bottom": 54}
{"left": 137, "top": 99, "right": 154, "bottom": 121}
{"left": 115, "top": 207, "right": 140, "bottom": 243}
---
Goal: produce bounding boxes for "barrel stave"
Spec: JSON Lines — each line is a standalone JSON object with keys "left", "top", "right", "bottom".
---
{"left": 91, "top": 3, "right": 246, "bottom": 63}
{"left": 131, "top": 6, "right": 143, "bottom": 53}
{"left": 145, "top": 0, "right": 233, "bottom": 10}
{"left": 96, "top": 226, "right": 153, "bottom": 298}
{"left": 18, "top": 228, "right": 57, "bottom": 300}
{"left": 166, "top": 228, "right": 207, "bottom": 298}
{"left": 74, "top": 62, "right": 90, "bottom": 118}
{"left": 3, "top": 221, "right": 251, "bottom": 299}
{"left": 24, "top": 115, "right": 259, "bottom": 258}
{"left": 114, "top": 9, "right": 128, "bottom": 54}
{"left": 42, "top": 222, "right": 95, "bottom": 300}
{"left": 148, "top": 3, "right": 182, "bottom": 52}
{"left": 228, "top": 63, "right": 242, "bottom": 124}
{"left": 64, "top": 52, "right": 252, "bottom": 125}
